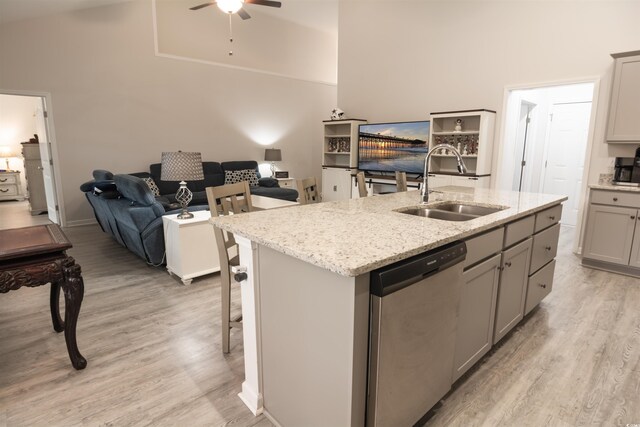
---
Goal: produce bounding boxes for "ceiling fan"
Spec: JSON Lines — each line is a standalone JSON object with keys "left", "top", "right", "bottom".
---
{"left": 190, "top": 0, "right": 282, "bottom": 20}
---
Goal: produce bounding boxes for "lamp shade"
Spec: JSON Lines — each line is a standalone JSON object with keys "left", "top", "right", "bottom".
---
{"left": 264, "top": 148, "right": 282, "bottom": 162}
{"left": 0, "top": 146, "right": 16, "bottom": 157}
{"left": 160, "top": 151, "right": 204, "bottom": 181}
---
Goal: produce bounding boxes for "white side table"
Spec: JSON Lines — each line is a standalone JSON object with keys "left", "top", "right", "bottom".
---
{"left": 162, "top": 210, "right": 220, "bottom": 285}
{"left": 277, "top": 177, "right": 297, "bottom": 192}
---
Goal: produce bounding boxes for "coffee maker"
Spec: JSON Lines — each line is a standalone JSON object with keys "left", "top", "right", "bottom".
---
{"left": 613, "top": 146, "right": 640, "bottom": 186}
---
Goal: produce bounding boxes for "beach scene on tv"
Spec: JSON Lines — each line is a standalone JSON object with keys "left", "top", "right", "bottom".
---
{"left": 358, "top": 121, "right": 430, "bottom": 174}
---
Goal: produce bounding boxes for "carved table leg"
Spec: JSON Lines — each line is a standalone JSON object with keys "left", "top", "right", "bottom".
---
{"left": 50, "top": 281, "right": 64, "bottom": 332}
{"left": 61, "top": 258, "right": 87, "bottom": 370}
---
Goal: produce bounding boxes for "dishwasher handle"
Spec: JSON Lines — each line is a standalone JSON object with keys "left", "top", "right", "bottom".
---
{"left": 370, "top": 241, "right": 466, "bottom": 297}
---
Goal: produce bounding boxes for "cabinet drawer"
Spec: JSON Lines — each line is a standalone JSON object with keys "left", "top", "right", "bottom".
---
{"left": 591, "top": 190, "right": 640, "bottom": 208}
{"left": 530, "top": 223, "right": 560, "bottom": 274}
{"left": 534, "top": 204, "right": 562, "bottom": 233}
{"left": 0, "top": 184, "right": 18, "bottom": 196}
{"left": 464, "top": 227, "right": 504, "bottom": 269}
{"left": 503, "top": 215, "right": 535, "bottom": 248}
{"left": 0, "top": 175, "right": 17, "bottom": 184}
{"left": 525, "top": 259, "right": 556, "bottom": 315}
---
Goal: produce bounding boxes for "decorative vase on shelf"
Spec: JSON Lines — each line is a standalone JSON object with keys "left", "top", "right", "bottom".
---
{"left": 454, "top": 119, "right": 463, "bottom": 133}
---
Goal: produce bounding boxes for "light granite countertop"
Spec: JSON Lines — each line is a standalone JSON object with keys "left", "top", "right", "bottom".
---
{"left": 590, "top": 184, "right": 640, "bottom": 193}
{"left": 211, "top": 187, "right": 567, "bottom": 277}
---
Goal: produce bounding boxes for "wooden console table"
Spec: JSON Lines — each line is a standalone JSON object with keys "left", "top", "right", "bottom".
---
{"left": 0, "top": 224, "right": 87, "bottom": 370}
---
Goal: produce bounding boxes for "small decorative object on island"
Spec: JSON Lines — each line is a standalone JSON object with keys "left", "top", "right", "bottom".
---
{"left": 330, "top": 108, "right": 345, "bottom": 120}
{"left": 264, "top": 148, "right": 282, "bottom": 177}
{"left": 161, "top": 151, "right": 205, "bottom": 219}
{"left": 454, "top": 119, "right": 463, "bottom": 132}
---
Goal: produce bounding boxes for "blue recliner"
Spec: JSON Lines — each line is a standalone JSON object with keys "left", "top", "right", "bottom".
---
{"left": 81, "top": 173, "right": 206, "bottom": 265}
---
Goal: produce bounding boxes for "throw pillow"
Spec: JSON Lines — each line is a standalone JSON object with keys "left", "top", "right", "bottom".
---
{"left": 142, "top": 177, "right": 161, "bottom": 196}
{"left": 224, "top": 169, "right": 259, "bottom": 186}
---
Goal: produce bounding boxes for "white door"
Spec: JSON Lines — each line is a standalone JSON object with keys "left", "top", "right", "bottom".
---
{"left": 35, "top": 102, "right": 59, "bottom": 224}
{"left": 541, "top": 102, "right": 592, "bottom": 227}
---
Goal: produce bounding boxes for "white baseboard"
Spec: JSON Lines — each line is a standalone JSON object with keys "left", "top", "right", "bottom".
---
{"left": 65, "top": 218, "right": 97, "bottom": 227}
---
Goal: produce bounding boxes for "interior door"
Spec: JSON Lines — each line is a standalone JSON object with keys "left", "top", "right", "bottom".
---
{"left": 541, "top": 102, "right": 592, "bottom": 226}
{"left": 34, "top": 102, "right": 59, "bottom": 224}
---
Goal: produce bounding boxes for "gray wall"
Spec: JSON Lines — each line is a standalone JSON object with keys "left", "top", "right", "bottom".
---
{"left": 0, "top": 0, "right": 337, "bottom": 224}
{"left": 337, "top": 0, "right": 640, "bottom": 187}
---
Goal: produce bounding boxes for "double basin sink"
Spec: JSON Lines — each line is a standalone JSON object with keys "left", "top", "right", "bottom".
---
{"left": 397, "top": 202, "right": 507, "bottom": 222}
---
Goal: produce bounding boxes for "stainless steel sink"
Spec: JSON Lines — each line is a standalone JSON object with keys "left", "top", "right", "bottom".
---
{"left": 432, "top": 203, "right": 506, "bottom": 217}
{"left": 399, "top": 208, "right": 478, "bottom": 222}
{"left": 397, "top": 202, "right": 507, "bottom": 221}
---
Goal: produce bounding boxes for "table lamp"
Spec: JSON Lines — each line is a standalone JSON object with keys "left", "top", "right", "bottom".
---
{"left": 264, "top": 148, "right": 282, "bottom": 177}
{"left": 160, "top": 151, "right": 204, "bottom": 219}
{"left": 0, "top": 146, "right": 15, "bottom": 171}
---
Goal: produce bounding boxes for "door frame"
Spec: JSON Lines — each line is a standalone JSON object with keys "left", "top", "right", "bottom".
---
{"left": 0, "top": 89, "right": 66, "bottom": 226}
{"left": 494, "top": 77, "right": 601, "bottom": 254}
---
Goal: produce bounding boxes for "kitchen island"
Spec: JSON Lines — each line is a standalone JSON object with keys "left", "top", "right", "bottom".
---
{"left": 211, "top": 187, "right": 566, "bottom": 426}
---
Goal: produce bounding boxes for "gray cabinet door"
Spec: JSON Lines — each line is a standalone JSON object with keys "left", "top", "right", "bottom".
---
{"left": 494, "top": 238, "right": 532, "bottom": 344}
{"left": 529, "top": 223, "right": 560, "bottom": 274}
{"left": 453, "top": 254, "right": 501, "bottom": 382}
{"left": 525, "top": 259, "right": 556, "bottom": 315}
{"left": 607, "top": 54, "right": 640, "bottom": 142}
{"left": 629, "top": 214, "right": 640, "bottom": 268}
{"left": 583, "top": 204, "right": 637, "bottom": 265}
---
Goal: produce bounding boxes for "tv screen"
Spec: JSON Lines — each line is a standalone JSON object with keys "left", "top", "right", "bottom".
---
{"left": 358, "top": 121, "right": 430, "bottom": 174}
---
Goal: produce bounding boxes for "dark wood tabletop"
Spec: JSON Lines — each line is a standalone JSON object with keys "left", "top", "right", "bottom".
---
{"left": 0, "top": 224, "right": 72, "bottom": 261}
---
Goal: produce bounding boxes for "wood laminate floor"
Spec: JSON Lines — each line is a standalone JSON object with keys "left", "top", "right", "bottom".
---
{"left": 0, "top": 207, "right": 638, "bottom": 426}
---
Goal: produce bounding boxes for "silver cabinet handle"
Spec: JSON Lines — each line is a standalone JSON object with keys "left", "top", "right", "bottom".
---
{"left": 497, "top": 266, "right": 504, "bottom": 271}
{"left": 631, "top": 216, "right": 636, "bottom": 220}
{"left": 505, "top": 261, "right": 512, "bottom": 267}
{"left": 545, "top": 246, "right": 552, "bottom": 251}
{"left": 613, "top": 197, "right": 618, "bottom": 202}
{"left": 0, "top": 188, "right": 8, "bottom": 193}
{"left": 0, "top": 178, "right": 6, "bottom": 182}
{"left": 538, "top": 283, "right": 547, "bottom": 289}
{"left": 548, "top": 216, "right": 555, "bottom": 220}
{"left": 37, "top": 166, "right": 44, "bottom": 170}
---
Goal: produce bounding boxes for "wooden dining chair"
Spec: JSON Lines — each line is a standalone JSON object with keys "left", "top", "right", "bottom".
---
{"left": 206, "top": 181, "right": 253, "bottom": 354}
{"left": 395, "top": 171, "right": 408, "bottom": 192}
{"left": 298, "top": 177, "right": 320, "bottom": 204}
{"left": 356, "top": 171, "right": 368, "bottom": 198}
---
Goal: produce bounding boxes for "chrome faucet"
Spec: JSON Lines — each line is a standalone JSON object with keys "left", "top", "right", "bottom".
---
{"left": 421, "top": 143, "right": 468, "bottom": 203}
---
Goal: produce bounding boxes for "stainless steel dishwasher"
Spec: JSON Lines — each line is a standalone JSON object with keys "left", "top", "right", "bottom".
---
{"left": 367, "top": 241, "right": 467, "bottom": 427}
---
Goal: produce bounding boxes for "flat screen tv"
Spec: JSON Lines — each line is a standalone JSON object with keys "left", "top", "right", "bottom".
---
{"left": 358, "top": 121, "right": 430, "bottom": 174}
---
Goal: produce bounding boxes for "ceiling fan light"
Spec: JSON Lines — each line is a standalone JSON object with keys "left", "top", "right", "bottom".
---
{"left": 217, "top": 0, "right": 244, "bottom": 13}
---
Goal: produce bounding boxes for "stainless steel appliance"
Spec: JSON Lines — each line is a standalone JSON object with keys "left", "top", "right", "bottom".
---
{"left": 367, "top": 241, "right": 467, "bottom": 427}
{"left": 614, "top": 148, "right": 640, "bottom": 186}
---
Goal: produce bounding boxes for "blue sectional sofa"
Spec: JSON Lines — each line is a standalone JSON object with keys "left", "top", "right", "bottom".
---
{"left": 81, "top": 161, "right": 298, "bottom": 265}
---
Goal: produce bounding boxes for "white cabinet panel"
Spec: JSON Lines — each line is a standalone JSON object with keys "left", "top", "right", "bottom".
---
{"left": 321, "top": 167, "right": 352, "bottom": 202}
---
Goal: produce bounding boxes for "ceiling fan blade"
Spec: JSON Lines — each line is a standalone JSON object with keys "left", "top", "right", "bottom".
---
{"left": 189, "top": 2, "right": 217, "bottom": 10}
{"left": 245, "top": 0, "right": 282, "bottom": 8}
{"left": 238, "top": 8, "right": 252, "bottom": 20}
